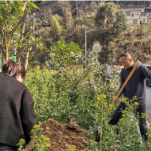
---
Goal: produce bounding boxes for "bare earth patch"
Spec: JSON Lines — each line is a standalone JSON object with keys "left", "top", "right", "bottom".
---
{"left": 25, "top": 119, "right": 98, "bottom": 151}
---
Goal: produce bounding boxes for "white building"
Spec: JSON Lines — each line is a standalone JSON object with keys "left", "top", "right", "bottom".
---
{"left": 122, "top": 5, "right": 151, "bottom": 24}
{"left": 145, "top": 7, "right": 151, "bottom": 23}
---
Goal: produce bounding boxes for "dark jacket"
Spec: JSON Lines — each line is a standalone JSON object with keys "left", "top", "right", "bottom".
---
{"left": 0, "top": 72, "right": 37, "bottom": 147}
{"left": 117, "top": 64, "right": 151, "bottom": 102}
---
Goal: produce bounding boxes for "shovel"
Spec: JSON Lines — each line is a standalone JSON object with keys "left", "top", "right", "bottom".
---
{"left": 106, "top": 65, "right": 137, "bottom": 117}
{"left": 90, "top": 65, "right": 137, "bottom": 141}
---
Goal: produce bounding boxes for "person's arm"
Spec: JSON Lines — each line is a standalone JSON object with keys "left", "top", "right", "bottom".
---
{"left": 135, "top": 60, "right": 151, "bottom": 79}
{"left": 20, "top": 88, "right": 37, "bottom": 144}
{"left": 139, "top": 65, "right": 151, "bottom": 79}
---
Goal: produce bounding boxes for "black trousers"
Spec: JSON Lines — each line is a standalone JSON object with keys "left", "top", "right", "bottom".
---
{"left": 0, "top": 143, "right": 18, "bottom": 151}
{"left": 109, "top": 101, "right": 148, "bottom": 141}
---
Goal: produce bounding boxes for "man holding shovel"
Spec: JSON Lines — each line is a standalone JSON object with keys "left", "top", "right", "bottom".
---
{"left": 109, "top": 53, "right": 151, "bottom": 141}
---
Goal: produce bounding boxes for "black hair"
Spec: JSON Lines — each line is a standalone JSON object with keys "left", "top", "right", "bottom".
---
{"left": 120, "top": 53, "right": 132, "bottom": 59}
{"left": 2, "top": 60, "right": 17, "bottom": 77}
{"left": 2, "top": 60, "right": 26, "bottom": 82}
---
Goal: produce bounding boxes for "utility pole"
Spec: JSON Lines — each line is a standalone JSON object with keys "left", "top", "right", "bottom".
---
{"left": 85, "top": 27, "right": 88, "bottom": 57}
{"left": 76, "top": 0, "right": 78, "bottom": 18}
{"left": 85, "top": 27, "right": 95, "bottom": 57}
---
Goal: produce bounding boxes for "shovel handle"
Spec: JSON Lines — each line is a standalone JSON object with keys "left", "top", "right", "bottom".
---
{"left": 105, "top": 65, "right": 137, "bottom": 117}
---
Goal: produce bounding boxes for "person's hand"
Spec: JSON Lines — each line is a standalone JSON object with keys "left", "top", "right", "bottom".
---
{"left": 135, "top": 60, "right": 142, "bottom": 67}
{"left": 113, "top": 96, "right": 119, "bottom": 103}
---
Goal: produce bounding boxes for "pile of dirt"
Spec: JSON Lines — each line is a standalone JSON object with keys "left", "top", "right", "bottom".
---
{"left": 26, "top": 119, "right": 98, "bottom": 151}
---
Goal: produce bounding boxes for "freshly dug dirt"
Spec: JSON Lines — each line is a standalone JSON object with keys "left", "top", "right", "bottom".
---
{"left": 26, "top": 119, "right": 97, "bottom": 151}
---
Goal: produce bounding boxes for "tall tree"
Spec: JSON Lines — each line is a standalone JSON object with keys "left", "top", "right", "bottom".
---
{"left": 95, "top": 2, "right": 127, "bottom": 62}
{"left": 62, "top": 8, "right": 74, "bottom": 30}
{"left": 90, "top": 1, "right": 98, "bottom": 12}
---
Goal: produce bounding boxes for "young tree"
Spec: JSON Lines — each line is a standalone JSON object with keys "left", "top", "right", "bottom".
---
{"left": 47, "top": 37, "right": 83, "bottom": 69}
{"left": 0, "top": 1, "right": 39, "bottom": 64}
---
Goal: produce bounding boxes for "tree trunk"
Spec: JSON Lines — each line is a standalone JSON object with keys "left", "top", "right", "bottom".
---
{"left": 16, "top": 23, "right": 25, "bottom": 62}
{"left": 16, "top": 47, "right": 21, "bottom": 62}
{"left": 0, "top": 45, "right": 6, "bottom": 65}
{"left": 24, "top": 33, "right": 30, "bottom": 70}
{"left": 2, "top": 52, "right": 6, "bottom": 64}
{"left": 5, "top": 46, "right": 8, "bottom": 61}
{"left": 24, "top": 50, "right": 29, "bottom": 70}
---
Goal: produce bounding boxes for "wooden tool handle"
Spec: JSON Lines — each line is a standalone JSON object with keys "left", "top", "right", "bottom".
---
{"left": 106, "top": 66, "right": 137, "bottom": 117}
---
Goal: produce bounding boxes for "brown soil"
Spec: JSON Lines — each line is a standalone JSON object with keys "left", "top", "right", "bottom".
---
{"left": 25, "top": 119, "right": 97, "bottom": 151}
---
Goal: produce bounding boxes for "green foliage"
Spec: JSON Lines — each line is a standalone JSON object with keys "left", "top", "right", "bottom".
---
{"left": 90, "top": 1, "right": 98, "bottom": 12}
{"left": 111, "top": 23, "right": 151, "bottom": 63}
{"left": 0, "top": 1, "right": 39, "bottom": 63}
{"left": 94, "top": 2, "right": 127, "bottom": 62}
{"left": 50, "top": 15, "right": 62, "bottom": 40}
{"left": 95, "top": 2, "right": 116, "bottom": 28}
{"left": 26, "top": 52, "right": 118, "bottom": 129}
{"left": 87, "top": 96, "right": 151, "bottom": 151}
{"left": 18, "top": 125, "right": 50, "bottom": 151}
{"left": 17, "top": 139, "right": 25, "bottom": 151}
{"left": 54, "top": 14, "right": 63, "bottom": 24}
{"left": 95, "top": 2, "right": 127, "bottom": 39}
{"left": 62, "top": 8, "right": 74, "bottom": 30}
{"left": 113, "top": 9, "right": 127, "bottom": 35}
{"left": 25, "top": 52, "right": 151, "bottom": 150}
{"left": 27, "top": 2, "right": 39, "bottom": 10}
{"left": 46, "top": 37, "right": 83, "bottom": 68}
{"left": 74, "top": 17, "right": 83, "bottom": 26}
{"left": 25, "top": 1, "right": 151, "bottom": 65}
{"left": 31, "top": 125, "right": 50, "bottom": 151}
{"left": 26, "top": 54, "right": 151, "bottom": 151}
{"left": 0, "top": 1, "right": 38, "bottom": 33}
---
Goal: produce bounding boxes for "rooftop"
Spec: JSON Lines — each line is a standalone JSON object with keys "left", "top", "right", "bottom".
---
{"left": 121, "top": 5, "right": 145, "bottom": 9}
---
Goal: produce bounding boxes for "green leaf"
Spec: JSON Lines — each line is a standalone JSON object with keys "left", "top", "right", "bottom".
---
{"left": 12, "top": 17, "right": 18, "bottom": 22}
{"left": 16, "top": 1, "right": 24, "bottom": 6}
{"left": 0, "top": 15, "right": 3, "bottom": 20}
{"left": 18, "top": 6, "right": 24, "bottom": 16}
{"left": 27, "top": 2, "right": 39, "bottom": 10}
{"left": 0, "top": 0, "right": 4, "bottom": 4}
{"left": 7, "top": 22, "right": 11, "bottom": 27}
{"left": 0, "top": 3, "right": 4, "bottom": 9}
{"left": 22, "top": 2, "right": 27, "bottom": 11}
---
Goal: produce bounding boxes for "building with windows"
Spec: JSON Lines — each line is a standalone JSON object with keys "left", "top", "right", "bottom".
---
{"left": 145, "top": 7, "right": 151, "bottom": 23}
{"left": 122, "top": 5, "right": 151, "bottom": 24}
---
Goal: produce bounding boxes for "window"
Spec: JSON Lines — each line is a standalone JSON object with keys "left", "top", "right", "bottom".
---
{"left": 134, "top": 12, "right": 140, "bottom": 16}
{"left": 126, "top": 12, "right": 130, "bottom": 16}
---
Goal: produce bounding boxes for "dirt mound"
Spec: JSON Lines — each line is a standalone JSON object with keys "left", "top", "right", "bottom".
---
{"left": 26, "top": 119, "right": 97, "bottom": 151}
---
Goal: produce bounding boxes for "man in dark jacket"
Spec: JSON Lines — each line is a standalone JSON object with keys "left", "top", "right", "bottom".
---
{"left": 109, "top": 53, "right": 151, "bottom": 141}
{"left": 0, "top": 60, "right": 37, "bottom": 151}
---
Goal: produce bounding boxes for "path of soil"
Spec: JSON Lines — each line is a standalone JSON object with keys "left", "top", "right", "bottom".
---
{"left": 26, "top": 119, "right": 98, "bottom": 151}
